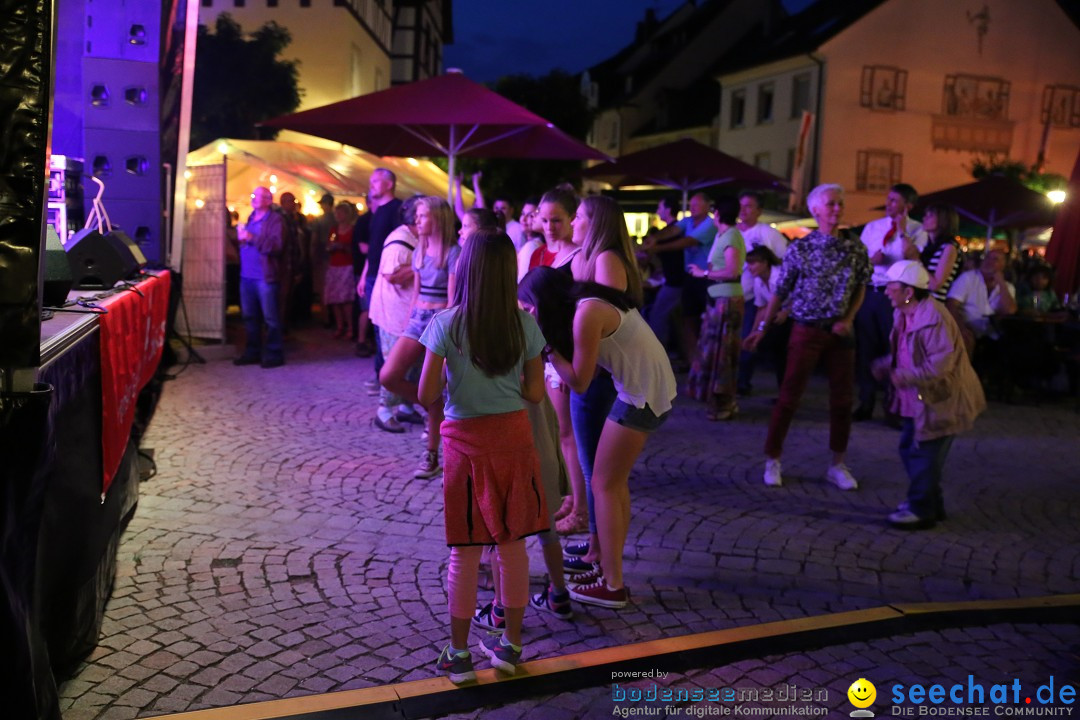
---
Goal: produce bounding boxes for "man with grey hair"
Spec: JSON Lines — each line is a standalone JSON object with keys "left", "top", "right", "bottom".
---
{"left": 744, "top": 183, "right": 871, "bottom": 489}
{"left": 357, "top": 168, "right": 403, "bottom": 381}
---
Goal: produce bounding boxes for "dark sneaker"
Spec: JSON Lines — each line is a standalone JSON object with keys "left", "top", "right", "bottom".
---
{"left": 531, "top": 585, "right": 573, "bottom": 620}
{"left": 478, "top": 632, "right": 521, "bottom": 675}
{"left": 395, "top": 407, "right": 425, "bottom": 425}
{"left": 566, "top": 565, "right": 603, "bottom": 588}
{"left": 887, "top": 508, "right": 936, "bottom": 530}
{"left": 896, "top": 500, "right": 947, "bottom": 521}
{"left": 569, "top": 579, "right": 629, "bottom": 609}
{"left": 373, "top": 415, "right": 405, "bottom": 434}
{"left": 472, "top": 601, "right": 505, "bottom": 632}
{"left": 563, "top": 555, "right": 596, "bottom": 574}
{"left": 436, "top": 645, "right": 476, "bottom": 685}
{"left": 233, "top": 355, "right": 260, "bottom": 366}
{"left": 415, "top": 449, "right": 441, "bottom": 479}
{"left": 564, "top": 541, "right": 590, "bottom": 557}
{"left": 260, "top": 357, "right": 284, "bottom": 369}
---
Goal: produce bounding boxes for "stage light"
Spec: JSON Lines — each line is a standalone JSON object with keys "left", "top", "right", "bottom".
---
{"left": 217, "top": 142, "right": 229, "bottom": 154}
{"left": 194, "top": 198, "right": 205, "bottom": 209}
{"left": 270, "top": 174, "right": 278, "bottom": 184}
{"left": 269, "top": 186, "right": 277, "bottom": 195}
{"left": 407, "top": 157, "right": 419, "bottom": 167}
{"left": 1047, "top": 189, "right": 1066, "bottom": 204}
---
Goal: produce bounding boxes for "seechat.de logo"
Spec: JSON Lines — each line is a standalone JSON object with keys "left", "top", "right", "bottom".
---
{"left": 848, "top": 678, "right": 878, "bottom": 718}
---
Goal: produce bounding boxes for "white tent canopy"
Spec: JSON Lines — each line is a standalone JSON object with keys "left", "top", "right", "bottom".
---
{"left": 187, "top": 138, "right": 472, "bottom": 215}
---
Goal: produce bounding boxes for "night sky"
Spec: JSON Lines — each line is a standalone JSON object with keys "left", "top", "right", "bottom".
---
{"left": 444, "top": 0, "right": 816, "bottom": 82}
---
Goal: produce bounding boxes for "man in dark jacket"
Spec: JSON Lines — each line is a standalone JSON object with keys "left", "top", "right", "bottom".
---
{"left": 235, "top": 186, "right": 286, "bottom": 368}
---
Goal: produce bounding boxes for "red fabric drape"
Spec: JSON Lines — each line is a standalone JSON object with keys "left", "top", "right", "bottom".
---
{"left": 1047, "top": 149, "right": 1080, "bottom": 297}
{"left": 97, "top": 271, "right": 171, "bottom": 493}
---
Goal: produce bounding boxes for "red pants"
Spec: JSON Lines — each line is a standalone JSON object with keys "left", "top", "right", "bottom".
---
{"left": 764, "top": 323, "right": 855, "bottom": 458}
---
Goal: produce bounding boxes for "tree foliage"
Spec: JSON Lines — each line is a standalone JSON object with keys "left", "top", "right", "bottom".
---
{"left": 191, "top": 13, "right": 302, "bottom": 151}
{"left": 448, "top": 70, "right": 595, "bottom": 204}
{"left": 968, "top": 153, "right": 1066, "bottom": 195}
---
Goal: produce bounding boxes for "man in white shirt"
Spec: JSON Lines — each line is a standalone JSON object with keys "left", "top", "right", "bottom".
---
{"left": 854, "top": 183, "right": 928, "bottom": 421}
{"left": 947, "top": 249, "right": 1017, "bottom": 338}
{"left": 493, "top": 197, "right": 524, "bottom": 250}
{"left": 368, "top": 196, "right": 422, "bottom": 433}
{"left": 736, "top": 191, "right": 789, "bottom": 395}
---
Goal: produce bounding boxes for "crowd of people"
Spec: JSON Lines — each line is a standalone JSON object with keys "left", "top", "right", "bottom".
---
{"left": 230, "top": 169, "right": 1075, "bottom": 684}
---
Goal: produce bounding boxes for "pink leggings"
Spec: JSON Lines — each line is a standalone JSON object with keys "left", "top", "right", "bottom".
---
{"left": 447, "top": 541, "right": 528, "bottom": 619}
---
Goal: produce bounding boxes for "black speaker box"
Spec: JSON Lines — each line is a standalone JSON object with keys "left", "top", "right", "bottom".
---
{"left": 43, "top": 226, "right": 73, "bottom": 306}
{"left": 65, "top": 227, "right": 145, "bottom": 289}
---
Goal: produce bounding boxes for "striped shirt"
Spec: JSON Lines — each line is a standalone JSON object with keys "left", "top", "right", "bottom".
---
{"left": 919, "top": 238, "right": 961, "bottom": 302}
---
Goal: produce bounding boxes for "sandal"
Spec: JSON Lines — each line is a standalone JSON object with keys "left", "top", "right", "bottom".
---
{"left": 706, "top": 405, "right": 738, "bottom": 421}
{"left": 555, "top": 510, "right": 589, "bottom": 535}
{"left": 553, "top": 496, "right": 574, "bottom": 522}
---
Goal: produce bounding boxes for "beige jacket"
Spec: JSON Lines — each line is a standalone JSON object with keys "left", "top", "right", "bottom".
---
{"left": 888, "top": 298, "right": 986, "bottom": 441}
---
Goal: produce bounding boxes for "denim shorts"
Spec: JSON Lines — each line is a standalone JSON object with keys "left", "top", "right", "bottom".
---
{"left": 402, "top": 307, "right": 438, "bottom": 341}
{"left": 608, "top": 399, "right": 670, "bottom": 433}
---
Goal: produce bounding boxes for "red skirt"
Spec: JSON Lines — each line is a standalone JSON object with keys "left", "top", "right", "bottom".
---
{"left": 441, "top": 410, "right": 549, "bottom": 546}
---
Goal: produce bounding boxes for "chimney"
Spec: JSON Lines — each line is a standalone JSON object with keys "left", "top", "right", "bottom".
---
{"left": 635, "top": 8, "right": 658, "bottom": 43}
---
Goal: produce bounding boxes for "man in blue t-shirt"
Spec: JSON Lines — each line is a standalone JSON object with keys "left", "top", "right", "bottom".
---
{"left": 645, "top": 192, "right": 716, "bottom": 359}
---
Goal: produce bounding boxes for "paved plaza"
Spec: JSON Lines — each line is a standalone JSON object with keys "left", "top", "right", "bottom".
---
{"left": 59, "top": 328, "right": 1080, "bottom": 720}
{"left": 450, "top": 622, "right": 1080, "bottom": 719}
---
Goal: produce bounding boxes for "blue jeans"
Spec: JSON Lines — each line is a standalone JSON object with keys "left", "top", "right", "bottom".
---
{"left": 898, "top": 418, "right": 954, "bottom": 520}
{"left": 240, "top": 277, "right": 283, "bottom": 362}
{"left": 570, "top": 370, "right": 618, "bottom": 535}
{"left": 366, "top": 277, "right": 386, "bottom": 377}
{"left": 736, "top": 299, "right": 757, "bottom": 390}
{"left": 855, "top": 287, "right": 894, "bottom": 411}
{"left": 645, "top": 284, "right": 682, "bottom": 351}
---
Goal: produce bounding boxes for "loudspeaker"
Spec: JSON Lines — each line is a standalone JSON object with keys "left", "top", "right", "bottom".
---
{"left": 65, "top": 228, "right": 144, "bottom": 289}
{"left": 108, "top": 228, "right": 148, "bottom": 267}
{"left": 43, "top": 226, "right": 73, "bottom": 306}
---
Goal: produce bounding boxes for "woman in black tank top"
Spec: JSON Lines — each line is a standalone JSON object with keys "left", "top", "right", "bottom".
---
{"left": 918, "top": 203, "right": 961, "bottom": 302}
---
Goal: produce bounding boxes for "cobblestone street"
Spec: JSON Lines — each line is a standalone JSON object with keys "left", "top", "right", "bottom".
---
{"left": 59, "top": 328, "right": 1080, "bottom": 720}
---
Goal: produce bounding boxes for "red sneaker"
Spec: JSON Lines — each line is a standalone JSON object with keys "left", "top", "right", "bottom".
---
{"left": 566, "top": 565, "right": 603, "bottom": 588}
{"left": 569, "top": 579, "right": 629, "bottom": 609}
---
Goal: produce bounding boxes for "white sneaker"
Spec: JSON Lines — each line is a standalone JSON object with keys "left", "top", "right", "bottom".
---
{"left": 825, "top": 463, "right": 858, "bottom": 490}
{"left": 763, "top": 458, "right": 783, "bottom": 487}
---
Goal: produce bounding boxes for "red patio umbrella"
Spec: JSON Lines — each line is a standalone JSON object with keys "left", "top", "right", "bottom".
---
{"left": 1046, "top": 149, "right": 1080, "bottom": 296}
{"left": 581, "top": 138, "right": 790, "bottom": 210}
{"left": 261, "top": 72, "right": 609, "bottom": 197}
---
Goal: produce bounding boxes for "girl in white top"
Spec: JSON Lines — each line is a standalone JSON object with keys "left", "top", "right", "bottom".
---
{"left": 519, "top": 267, "right": 676, "bottom": 610}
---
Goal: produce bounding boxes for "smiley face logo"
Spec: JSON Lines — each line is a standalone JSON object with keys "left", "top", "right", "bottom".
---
{"left": 847, "top": 678, "right": 877, "bottom": 709}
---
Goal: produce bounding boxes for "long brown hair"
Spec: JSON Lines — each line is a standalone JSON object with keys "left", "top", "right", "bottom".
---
{"left": 416, "top": 196, "right": 457, "bottom": 268}
{"left": 577, "top": 195, "right": 643, "bottom": 306}
{"left": 451, "top": 229, "right": 525, "bottom": 377}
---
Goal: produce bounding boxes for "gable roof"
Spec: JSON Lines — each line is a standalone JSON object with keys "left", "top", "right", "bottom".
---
{"left": 713, "top": 0, "right": 885, "bottom": 77}
{"left": 714, "top": 0, "right": 1080, "bottom": 78}
{"left": 584, "top": 0, "right": 742, "bottom": 109}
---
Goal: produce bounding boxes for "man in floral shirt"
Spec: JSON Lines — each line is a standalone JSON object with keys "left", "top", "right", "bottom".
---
{"left": 744, "top": 183, "right": 871, "bottom": 489}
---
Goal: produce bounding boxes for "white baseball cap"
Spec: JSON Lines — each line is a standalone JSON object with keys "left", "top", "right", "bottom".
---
{"left": 885, "top": 260, "right": 929, "bottom": 289}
